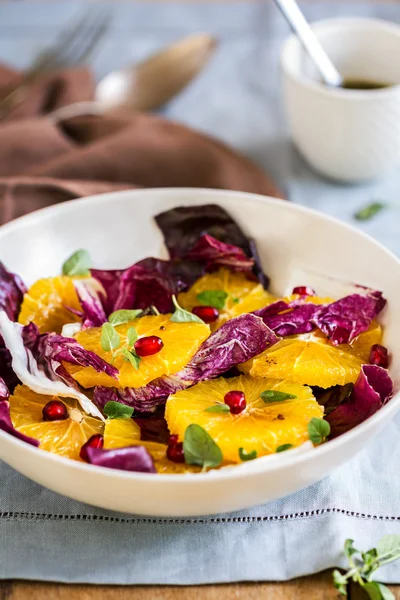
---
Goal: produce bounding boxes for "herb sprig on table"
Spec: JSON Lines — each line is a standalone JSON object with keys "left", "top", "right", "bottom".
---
{"left": 333, "top": 536, "right": 400, "bottom": 599}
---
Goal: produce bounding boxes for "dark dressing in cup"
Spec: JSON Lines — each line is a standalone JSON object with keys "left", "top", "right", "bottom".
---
{"left": 341, "top": 78, "right": 392, "bottom": 90}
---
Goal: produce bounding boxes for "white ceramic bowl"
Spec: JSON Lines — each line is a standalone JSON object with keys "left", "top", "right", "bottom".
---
{"left": 0, "top": 188, "right": 399, "bottom": 516}
{"left": 281, "top": 18, "right": 400, "bottom": 182}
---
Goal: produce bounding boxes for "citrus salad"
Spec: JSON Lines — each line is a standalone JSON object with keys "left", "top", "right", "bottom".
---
{"left": 0, "top": 204, "right": 393, "bottom": 474}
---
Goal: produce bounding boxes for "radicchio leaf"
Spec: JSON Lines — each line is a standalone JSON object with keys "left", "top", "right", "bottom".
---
{"left": 326, "top": 365, "right": 393, "bottom": 437}
{"left": 94, "top": 313, "right": 277, "bottom": 413}
{"left": 134, "top": 409, "right": 170, "bottom": 444}
{"left": 154, "top": 204, "right": 269, "bottom": 288}
{"left": 254, "top": 301, "right": 319, "bottom": 336}
{"left": 0, "top": 377, "right": 9, "bottom": 401}
{"left": 184, "top": 234, "right": 254, "bottom": 274}
{"left": 313, "top": 292, "right": 386, "bottom": 345}
{"left": 0, "top": 399, "right": 39, "bottom": 447}
{"left": 85, "top": 445, "right": 156, "bottom": 473}
{"left": 73, "top": 279, "right": 107, "bottom": 329}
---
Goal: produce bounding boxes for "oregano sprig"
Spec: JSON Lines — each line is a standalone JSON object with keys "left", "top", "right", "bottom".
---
{"left": 100, "top": 322, "right": 141, "bottom": 369}
{"left": 170, "top": 295, "right": 205, "bottom": 324}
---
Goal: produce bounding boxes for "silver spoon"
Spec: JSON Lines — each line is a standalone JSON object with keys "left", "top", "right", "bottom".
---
{"left": 49, "top": 33, "right": 217, "bottom": 123}
{"left": 274, "top": 0, "right": 343, "bottom": 87}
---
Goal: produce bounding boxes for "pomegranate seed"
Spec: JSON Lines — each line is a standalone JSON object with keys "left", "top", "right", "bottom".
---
{"left": 369, "top": 344, "right": 389, "bottom": 368}
{"left": 292, "top": 286, "right": 316, "bottom": 296}
{"left": 192, "top": 305, "right": 219, "bottom": 323}
{"left": 80, "top": 434, "right": 104, "bottom": 462}
{"left": 224, "top": 390, "right": 246, "bottom": 415}
{"left": 167, "top": 441, "right": 185, "bottom": 463}
{"left": 42, "top": 399, "right": 69, "bottom": 422}
{"left": 134, "top": 335, "right": 164, "bottom": 357}
{"left": 168, "top": 434, "right": 179, "bottom": 446}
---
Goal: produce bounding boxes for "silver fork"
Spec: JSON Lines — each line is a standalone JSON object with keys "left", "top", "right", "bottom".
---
{"left": 0, "top": 9, "right": 110, "bottom": 117}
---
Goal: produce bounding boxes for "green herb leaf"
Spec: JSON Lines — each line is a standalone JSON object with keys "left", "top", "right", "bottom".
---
{"left": 260, "top": 390, "right": 297, "bottom": 403}
{"left": 196, "top": 290, "right": 228, "bottom": 310}
{"left": 108, "top": 309, "right": 143, "bottom": 326}
{"left": 122, "top": 348, "right": 141, "bottom": 370}
{"left": 354, "top": 202, "right": 386, "bottom": 222}
{"left": 103, "top": 401, "right": 134, "bottom": 420}
{"left": 363, "top": 582, "right": 394, "bottom": 600}
{"left": 239, "top": 448, "right": 257, "bottom": 461}
{"left": 183, "top": 424, "right": 223, "bottom": 470}
{"left": 101, "top": 322, "right": 120, "bottom": 353}
{"left": 205, "top": 404, "right": 230, "bottom": 413}
{"left": 332, "top": 570, "right": 347, "bottom": 596}
{"left": 62, "top": 249, "right": 91, "bottom": 276}
{"left": 232, "top": 296, "right": 240, "bottom": 304}
{"left": 344, "top": 539, "right": 358, "bottom": 560}
{"left": 376, "top": 535, "right": 400, "bottom": 564}
{"left": 308, "top": 417, "right": 330, "bottom": 445}
{"left": 170, "top": 295, "right": 205, "bottom": 324}
{"left": 127, "top": 327, "right": 138, "bottom": 347}
{"left": 276, "top": 444, "right": 293, "bottom": 453}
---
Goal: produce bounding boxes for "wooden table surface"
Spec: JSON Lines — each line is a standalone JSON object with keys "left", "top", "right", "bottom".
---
{"left": 5, "top": 0, "right": 400, "bottom": 597}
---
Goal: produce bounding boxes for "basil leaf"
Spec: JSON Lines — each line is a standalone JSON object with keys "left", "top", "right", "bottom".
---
{"left": 109, "top": 309, "right": 143, "bottom": 326}
{"left": 376, "top": 535, "right": 400, "bottom": 563}
{"left": 205, "top": 404, "right": 230, "bottom": 413}
{"left": 101, "top": 322, "right": 120, "bottom": 352}
{"left": 363, "top": 582, "right": 394, "bottom": 600}
{"left": 308, "top": 417, "right": 330, "bottom": 445}
{"left": 183, "top": 424, "right": 223, "bottom": 470}
{"left": 122, "top": 348, "right": 141, "bottom": 370}
{"left": 103, "top": 401, "right": 134, "bottom": 420}
{"left": 196, "top": 290, "right": 228, "bottom": 310}
{"left": 276, "top": 444, "right": 293, "bottom": 453}
{"left": 332, "top": 569, "right": 347, "bottom": 595}
{"left": 62, "top": 249, "right": 91, "bottom": 276}
{"left": 354, "top": 202, "right": 386, "bottom": 222}
{"left": 170, "top": 295, "right": 205, "bottom": 324}
{"left": 260, "top": 390, "right": 297, "bottom": 403}
{"left": 127, "top": 327, "right": 138, "bottom": 347}
{"left": 239, "top": 448, "right": 257, "bottom": 461}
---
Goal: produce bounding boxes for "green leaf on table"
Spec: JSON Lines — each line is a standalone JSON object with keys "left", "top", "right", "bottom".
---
{"left": 344, "top": 539, "right": 358, "bottom": 560}
{"left": 354, "top": 202, "right": 386, "bottom": 222}
{"left": 332, "top": 569, "right": 347, "bottom": 596}
{"left": 103, "top": 401, "right": 134, "bottom": 420}
{"left": 183, "top": 424, "right": 223, "bottom": 470}
{"left": 238, "top": 448, "right": 257, "bottom": 461}
{"left": 376, "top": 535, "right": 400, "bottom": 564}
{"left": 196, "top": 290, "right": 228, "bottom": 310}
{"left": 260, "top": 390, "right": 297, "bottom": 403}
{"left": 205, "top": 404, "right": 230, "bottom": 414}
{"left": 101, "top": 322, "right": 121, "bottom": 353}
{"left": 170, "top": 295, "right": 205, "bottom": 324}
{"left": 308, "top": 417, "right": 330, "bottom": 445}
{"left": 276, "top": 444, "right": 293, "bottom": 453}
{"left": 108, "top": 309, "right": 143, "bottom": 326}
{"left": 363, "top": 582, "right": 394, "bottom": 600}
{"left": 62, "top": 249, "right": 91, "bottom": 276}
{"left": 122, "top": 347, "right": 141, "bottom": 370}
{"left": 126, "top": 327, "right": 138, "bottom": 347}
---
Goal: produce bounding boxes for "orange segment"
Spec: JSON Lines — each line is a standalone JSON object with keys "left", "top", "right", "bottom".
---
{"left": 66, "top": 315, "right": 210, "bottom": 389}
{"left": 104, "top": 418, "right": 199, "bottom": 474}
{"left": 9, "top": 385, "right": 103, "bottom": 460}
{"left": 165, "top": 375, "right": 322, "bottom": 463}
{"left": 178, "top": 268, "right": 275, "bottom": 330}
{"left": 18, "top": 276, "right": 82, "bottom": 333}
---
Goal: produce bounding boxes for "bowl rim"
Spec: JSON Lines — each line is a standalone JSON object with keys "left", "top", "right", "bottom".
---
{"left": 280, "top": 17, "right": 400, "bottom": 100}
{"left": 1, "top": 186, "right": 399, "bottom": 484}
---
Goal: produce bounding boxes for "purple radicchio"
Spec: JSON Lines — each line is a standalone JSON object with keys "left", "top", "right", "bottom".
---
{"left": 154, "top": 204, "right": 269, "bottom": 288}
{"left": 0, "top": 398, "right": 39, "bottom": 447}
{"left": 85, "top": 445, "right": 156, "bottom": 473}
{"left": 254, "top": 300, "right": 319, "bottom": 336}
{"left": 184, "top": 234, "right": 254, "bottom": 275}
{"left": 326, "top": 365, "right": 393, "bottom": 438}
{"left": 94, "top": 313, "right": 278, "bottom": 414}
{"left": 72, "top": 279, "right": 107, "bottom": 329}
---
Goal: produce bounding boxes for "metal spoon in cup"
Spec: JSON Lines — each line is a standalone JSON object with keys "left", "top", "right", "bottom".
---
{"left": 274, "top": 0, "right": 343, "bottom": 87}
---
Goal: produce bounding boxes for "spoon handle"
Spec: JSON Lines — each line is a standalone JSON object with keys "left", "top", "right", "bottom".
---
{"left": 274, "top": 0, "right": 342, "bottom": 87}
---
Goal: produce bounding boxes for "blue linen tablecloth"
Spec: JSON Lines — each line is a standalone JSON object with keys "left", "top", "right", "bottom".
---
{"left": 1, "top": 0, "right": 400, "bottom": 585}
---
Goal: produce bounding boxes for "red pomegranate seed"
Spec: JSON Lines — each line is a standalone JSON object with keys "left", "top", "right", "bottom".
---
{"left": 168, "top": 434, "right": 179, "bottom": 446}
{"left": 292, "top": 286, "right": 316, "bottom": 296}
{"left": 224, "top": 390, "right": 246, "bottom": 415}
{"left": 369, "top": 344, "right": 389, "bottom": 368}
{"left": 80, "top": 434, "right": 104, "bottom": 462}
{"left": 167, "top": 441, "right": 185, "bottom": 463}
{"left": 134, "top": 335, "right": 164, "bottom": 357}
{"left": 42, "top": 399, "right": 69, "bottom": 422}
{"left": 192, "top": 305, "right": 219, "bottom": 323}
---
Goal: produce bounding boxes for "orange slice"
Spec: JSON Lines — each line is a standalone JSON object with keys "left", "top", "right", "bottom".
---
{"left": 9, "top": 385, "right": 103, "bottom": 460}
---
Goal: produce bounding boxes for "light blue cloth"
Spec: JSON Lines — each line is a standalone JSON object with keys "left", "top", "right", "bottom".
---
{"left": 1, "top": 0, "right": 400, "bottom": 585}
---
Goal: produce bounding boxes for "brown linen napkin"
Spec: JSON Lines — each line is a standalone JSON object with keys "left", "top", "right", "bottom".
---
{"left": 0, "top": 65, "right": 282, "bottom": 224}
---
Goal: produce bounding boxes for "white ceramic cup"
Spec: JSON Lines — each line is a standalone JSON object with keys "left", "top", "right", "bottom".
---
{"left": 281, "top": 18, "right": 400, "bottom": 182}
